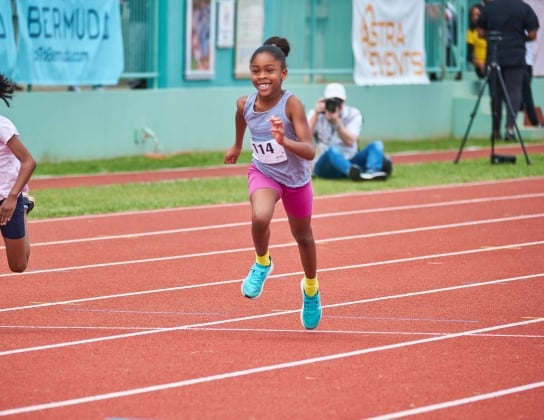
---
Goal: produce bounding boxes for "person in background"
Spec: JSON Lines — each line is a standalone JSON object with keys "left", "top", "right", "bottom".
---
{"left": 466, "top": 4, "right": 487, "bottom": 79}
{"left": 223, "top": 36, "right": 322, "bottom": 330}
{"left": 477, "top": 0, "right": 539, "bottom": 141}
{"left": 521, "top": 40, "right": 542, "bottom": 127}
{"left": 0, "top": 74, "right": 36, "bottom": 272}
{"left": 307, "top": 83, "right": 391, "bottom": 181}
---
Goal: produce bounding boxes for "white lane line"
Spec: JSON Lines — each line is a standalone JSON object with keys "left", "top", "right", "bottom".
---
{"left": 2, "top": 325, "right": 544, "bottom": 339}
{"left": 1, "top": 242, "right": 543, "bottom": 313}
{"left": 366, "top": 381, "right": 544, "bottom": 419}
{"left": 26, "top": 176, "right": 544, "bottom": 225}
{"left": 1, "top": 239, "right": 543, "bottom": 313}
{"left": 2, "top": 213, "right": 543, "bottom": 279}
{"left": 17, "top": 193, "right": 544, "bottom": 248}
{"left": 0, "top": 317, "right": 542, "bottom": 417}
{"left": 1, "top": 272, "right": 542, "bottom": 356}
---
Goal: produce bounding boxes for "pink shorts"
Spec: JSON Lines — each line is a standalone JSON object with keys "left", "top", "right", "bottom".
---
{"left": 248, "top": 164, "right": 313, "bottom": 218}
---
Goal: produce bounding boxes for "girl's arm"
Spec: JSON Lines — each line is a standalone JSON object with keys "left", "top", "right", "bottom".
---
{"left": 7, "top": 135, "right": 36, "bottom": 198}
{"left": 270, "top": 95, "right": 315, "bottom": 161}
{"left": 0, "top": 135, "right": 36, "bottom": 225}
{"left": 224, "top": 96, "right": 248, "bottom": 164}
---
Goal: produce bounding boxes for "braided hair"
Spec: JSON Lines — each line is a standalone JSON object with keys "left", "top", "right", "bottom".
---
{"left": 0, "top": 74, "right": 15, "bottom": 107}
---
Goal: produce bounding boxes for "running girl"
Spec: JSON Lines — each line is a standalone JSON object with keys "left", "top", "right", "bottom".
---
{"left": 224, "top": 36, "right": 322, "bottom": 329}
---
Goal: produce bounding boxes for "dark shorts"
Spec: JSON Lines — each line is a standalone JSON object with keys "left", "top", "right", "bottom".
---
{"left": 0, "top": 194, "right": 26, "bottom": 239}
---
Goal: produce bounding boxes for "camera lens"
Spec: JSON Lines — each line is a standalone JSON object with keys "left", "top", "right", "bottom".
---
{"left": 325, "top": 98, "right": 339, "bottom": 113}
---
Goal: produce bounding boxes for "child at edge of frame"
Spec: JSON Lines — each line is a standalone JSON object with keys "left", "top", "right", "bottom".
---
{"left": 0, "top": 73, "right": 37, "bottom": 273}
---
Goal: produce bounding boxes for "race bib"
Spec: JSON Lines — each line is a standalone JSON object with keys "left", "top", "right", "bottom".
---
{"left": 251, "top": 139, "right": 287, "bottom": 164}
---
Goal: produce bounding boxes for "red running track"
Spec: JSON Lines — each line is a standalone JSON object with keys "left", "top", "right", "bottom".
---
{"left": 1, "top": 175, "right": 543, "bottom": 418}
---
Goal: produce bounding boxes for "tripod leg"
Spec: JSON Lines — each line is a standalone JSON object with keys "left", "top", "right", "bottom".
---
{"left": 454, "top": 73, "right": 491, "bottom": 163}
{"left": 496, "top": 68, "right": 531, "bottom": 164}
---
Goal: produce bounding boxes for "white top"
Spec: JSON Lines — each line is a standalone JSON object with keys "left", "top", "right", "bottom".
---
{"left": 526, "top": 41, "right": 535, "bottom": 66}
{"left": 308, "top": 104, "right": 363, "bottom": 160}
{"left": 0, "top": 115, "right": 21, "bottom": 199}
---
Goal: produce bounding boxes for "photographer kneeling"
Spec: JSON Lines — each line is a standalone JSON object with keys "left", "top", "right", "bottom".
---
{"left": 307, "top": 83, "right": 392, "bottom": 181}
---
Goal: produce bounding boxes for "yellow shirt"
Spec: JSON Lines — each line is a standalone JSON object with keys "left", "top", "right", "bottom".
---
{"left": 466, "top": 28, "right": 487, "bottom": 63}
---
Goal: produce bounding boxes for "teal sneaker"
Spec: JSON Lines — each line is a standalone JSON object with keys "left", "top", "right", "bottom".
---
{"left": 300, "top": 279, "right": 322, "bottom": 330}
{"left": 241, "top": 260, "right": 274, "bottom": 299}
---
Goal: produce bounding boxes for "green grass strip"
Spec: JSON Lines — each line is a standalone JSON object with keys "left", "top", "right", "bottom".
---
{"left": 31, "top": 151, "right": 544, "bottom": 219}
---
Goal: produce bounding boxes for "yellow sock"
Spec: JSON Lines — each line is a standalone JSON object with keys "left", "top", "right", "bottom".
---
{"left": 255, "top": 251, "right": 271, "bottom": 266}
{"left": 304, "top": 276, "right": 319, "bottom": 297}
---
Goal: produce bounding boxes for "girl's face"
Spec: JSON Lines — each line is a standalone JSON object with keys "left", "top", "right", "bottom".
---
{"left": 250, "top": 52, "right": 287, "bottom": 97}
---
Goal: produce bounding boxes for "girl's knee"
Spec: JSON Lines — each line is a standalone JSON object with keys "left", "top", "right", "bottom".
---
{"left": 292, "top": 229, "right": 314, "bottom": 246}
{"left": 8, "top": 259, "right": 28, "bottom": 273}
{"left": 252, "top": 213, "right": 272, "bottom": 232}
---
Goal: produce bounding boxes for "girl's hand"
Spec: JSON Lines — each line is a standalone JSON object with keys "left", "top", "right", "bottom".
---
{"left": 224, "top": 145, "right": 242, "bottom": 164}
{"left": 0, "top": 196, "right": 16, "bottom": 226}
{"left": 268, "top": 116, "right": 285, "bottom": 145}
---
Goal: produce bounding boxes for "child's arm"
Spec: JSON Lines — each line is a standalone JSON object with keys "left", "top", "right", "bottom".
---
{"left": 270, "top": 95, "right": 315, "bottom": 161}
{"left": 224, "top": 96, "right": 248, "bottom": 164}
{"left": 0, "top": 135, "right": 36, "bottom": 225}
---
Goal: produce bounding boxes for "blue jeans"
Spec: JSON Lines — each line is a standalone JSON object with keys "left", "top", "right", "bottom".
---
{"left": 314, "top": 140, "right": 385, "bottom": 179}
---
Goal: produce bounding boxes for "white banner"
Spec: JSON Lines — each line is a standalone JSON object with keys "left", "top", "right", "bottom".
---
{"left": 352, "top": 0, "right": 428, "bottom": 85}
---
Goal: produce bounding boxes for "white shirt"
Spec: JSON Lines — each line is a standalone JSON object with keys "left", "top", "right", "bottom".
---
{"left": 308, "top": 104, "right": 363, "bottom": 160}
{"left": 526, "top": 41, "right": 535, "bottom": 66}
{"left": 0, "top": 115, "right": 21, "bottom": 200}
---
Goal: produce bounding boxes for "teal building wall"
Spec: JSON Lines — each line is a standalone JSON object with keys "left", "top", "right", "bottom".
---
{"left": 2, "top": 0, "right": 542, "bottom": 162}
{"left": 4, "top": 78, "right": 543, "bottom": 162}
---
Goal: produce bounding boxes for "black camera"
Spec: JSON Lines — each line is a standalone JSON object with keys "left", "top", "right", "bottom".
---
{"left": 325, "top": 98, "right": 341, "bottom": 113}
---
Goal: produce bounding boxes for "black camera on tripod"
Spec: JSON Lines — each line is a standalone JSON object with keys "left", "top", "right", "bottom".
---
{"left": 324, "top": 98, "right": 341, "bottom": 113}
{"left": 454, "top": 25, "right": 532, "bottom": 165}
{"left": 486, "top": 30, "right": 502, "bottom": 64}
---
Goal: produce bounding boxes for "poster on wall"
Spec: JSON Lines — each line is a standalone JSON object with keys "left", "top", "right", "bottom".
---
{"left": 186, "top": 0, "right": 216, "bottom": 80}
{"left": 217, "top": 0, "right": 235, "bottom": 48}
{"left": 234, "top": 0, "right": 264, "bottom": 79}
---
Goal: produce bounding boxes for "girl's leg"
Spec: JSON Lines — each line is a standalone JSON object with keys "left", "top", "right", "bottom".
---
{"left": 241, "top": 187, "right": 279, "bottom": 299}
{"left": 287, "top": 215, "right": 316, "bottom": 279}
{"left": 3, "top": 225, "right": 30, "bottom": 273}
{"left": 249, "top": 188, "right": 279, "bottom": 256}
{"left": 2, "top": 196, "right": 30, "bottom": 273}
{"left": 288, "top": 214, "right": 321, "bottom": 330}
{"left": 283, "top": 183, "right": 321, "bottom": 329}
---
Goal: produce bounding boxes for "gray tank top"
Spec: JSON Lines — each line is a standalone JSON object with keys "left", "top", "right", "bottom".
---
{"left": 244, "top": 90, "right": 311, "bottom": 188}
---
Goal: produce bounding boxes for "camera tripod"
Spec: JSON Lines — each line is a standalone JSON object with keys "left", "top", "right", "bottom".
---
{"left": 454, "top": 44, "right": 531, "bottom": 165}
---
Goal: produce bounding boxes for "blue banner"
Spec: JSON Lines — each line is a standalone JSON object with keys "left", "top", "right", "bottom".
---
{"left": 0, "top": 0, "right": 17, "bottom": 78}
{"left": 14, "top": 0, "right": 124, "bottom": 85}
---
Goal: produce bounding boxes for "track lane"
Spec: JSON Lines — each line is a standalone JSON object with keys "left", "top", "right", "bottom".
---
{"left": 1, "top": 178, "right": 543, "bottom": 419}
